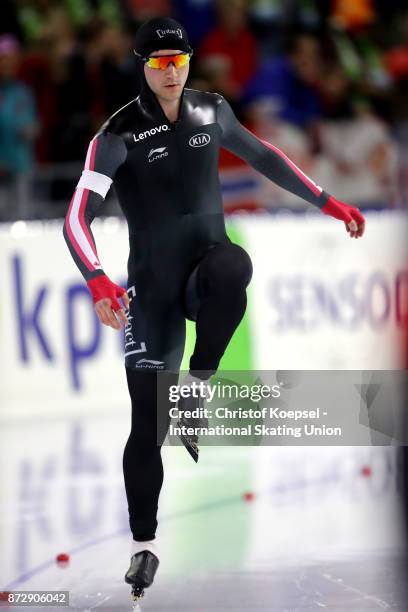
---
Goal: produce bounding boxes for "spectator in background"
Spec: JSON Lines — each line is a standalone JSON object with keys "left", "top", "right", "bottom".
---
{"left": 18, "top": 7, "right": 129, "bottom": 164}
{"left": 47, "top": 16, "right": 135, "bottom": 200}
{"left": 13, "top": 1, "right": 87, "bottom": 159}
{"left": 384, "top": 11, "right": 408, "bottom": 83}
{"left": 390, "top": 77, "right": 408, "bottom": 208}
{"left": 0, "top": 0, "right": 24, "bottom": 42}
{"left": 314, "top": 64, "right": 397, "bottom": 207}
{"left": 241, "top": 96, "right": 315, "bottom": 210}
{"left": 123, "top": 0, "right": 171, "bottom": 23}
{"left": 16, "top": 1, "right": 100, "bottom": 164}
{"left": 318, "top": 63, "right": 354, "bottom": 120}
{"left": 16, "top": 0, "right": 69, "bottom": 46}
{"left": 64, "top": 0, "right": 124, "bottom": 29}
{"left": 243, "top": 33, "right": 322, "bottom": 130}
{"left": 18, "top": 32, "right": 56, "bottom": 164}
{"left": 328, "top": 0, "right": 391, "bottom": 98}
{"left": 0, "top": 35, "right": 37, "bottom": 220}
{"left": 247, "top": 0, "right": 322, "bottom": 56}
{"left": 29, "top": 11, "right": 96, "bottom": 201}
{"left": 79, "top": 18, "right": 135, "bottom": 131}
{"left": 172, "top": 0, "right": 215, "bottom": 48}
{"left": 197, "top": 0, "right": 258, "bottom": 105}
{"left": 383, "top": 11, "right": 408, "bottom": 207}
{"left": 95, "top": 22, "right": 136, "bottom": 116}
{"left": 331, "top": 0, "right": 376, "bottom": 32}
{"left": 15, "top": 0, "right": 125, "bottom": 43}
{"left": 48, "top": 18, "right": 90, "bottom": 146}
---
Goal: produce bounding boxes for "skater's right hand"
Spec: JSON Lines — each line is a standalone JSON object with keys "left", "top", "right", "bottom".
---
{"left": 87, "top": 274, "right": 130, "bottom": 330}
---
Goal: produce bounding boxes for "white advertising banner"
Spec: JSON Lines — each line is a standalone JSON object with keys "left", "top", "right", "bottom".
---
{"left": 0, "top": 211, "right": 406, "bottom": 419}
{"left": 237, "top": 211, "right": 408, "bottom": 370}
{"left": 0, "top": 219, "right": 130, "bottom": 419}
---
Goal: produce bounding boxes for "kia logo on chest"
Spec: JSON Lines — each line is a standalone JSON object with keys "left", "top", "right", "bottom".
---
{"left": 189, "top": 133, "right": 211, "bottom": 148}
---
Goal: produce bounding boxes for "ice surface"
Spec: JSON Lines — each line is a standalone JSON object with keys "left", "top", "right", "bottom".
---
{"left": 1, "top": 415, "right": 406, "bottom": 611}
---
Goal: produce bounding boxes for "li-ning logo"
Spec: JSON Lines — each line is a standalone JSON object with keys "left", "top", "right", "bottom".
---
{"left": 133, "top": 124, "right": 169, "bottom": 142}
{"left": 148, "top": 147, "right": 168, "bottom": 163}
{"left": 156, "top": 28, "right": 183, "bottom": 39}
{"left": 189, "top": 133, "right": 211, "bottom": 148}
{"left": 135, "top": 359, "right": 165, "bottom": 369}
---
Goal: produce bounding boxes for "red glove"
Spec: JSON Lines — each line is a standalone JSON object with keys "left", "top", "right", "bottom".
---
{"left": 87, "top": 275, "right": 127, "bottom": 312}
{"left": 321, "top": 196, "right": 365, "bottom": 238}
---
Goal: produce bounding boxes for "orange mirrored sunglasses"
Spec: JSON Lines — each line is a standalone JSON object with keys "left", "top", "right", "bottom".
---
{"left": 143, "top": 53, "right": 192, "bottom": 70}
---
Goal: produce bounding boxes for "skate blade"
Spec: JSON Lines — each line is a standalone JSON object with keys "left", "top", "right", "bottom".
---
{"left": 131, "top": 598, "right": 142, "bottom": 611}
{"left": 131, "top": 586, "right": 145, "bottom": 604}
{"left": 131, "top": 600, "right": 142, "bottom": 611}
{"left": 177, "top": 426, "right": 199, "bottom": 462}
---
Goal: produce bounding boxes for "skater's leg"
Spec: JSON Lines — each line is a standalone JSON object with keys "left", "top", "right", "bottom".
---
{"left": 177, "top": 243, "right": 252, "bottom": 461}
{"left": 122, "top": 285, "right": 186, "bottom": 600}
{"left": 123, "top": 369, "right": 178, "bottom": 541}
{"left": 187, "top": 242, "right": 253, "bottom": 376}
{"left": 123, "top": 285, "right": 186, "bottom": 540}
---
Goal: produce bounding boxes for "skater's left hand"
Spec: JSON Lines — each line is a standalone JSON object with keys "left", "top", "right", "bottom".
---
{"left": 321, "top": 196, "right": 365, "bottom": 239}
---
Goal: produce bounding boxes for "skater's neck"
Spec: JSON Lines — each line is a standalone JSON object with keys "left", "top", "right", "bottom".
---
{"left": 157, "top": 95, "right": 182, "bottom": 124}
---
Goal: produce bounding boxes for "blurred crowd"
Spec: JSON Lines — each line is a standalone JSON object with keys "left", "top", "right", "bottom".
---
{"left": 1, "top": 0, "right": 408, "bottom": 219}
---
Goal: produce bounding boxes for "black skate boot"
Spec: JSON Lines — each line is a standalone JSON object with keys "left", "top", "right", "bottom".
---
{"left": 125, "top": 550, "right": 159, "bottom": 604}
{"left": 177, "top": 392, "right": 208, "bottom": 463}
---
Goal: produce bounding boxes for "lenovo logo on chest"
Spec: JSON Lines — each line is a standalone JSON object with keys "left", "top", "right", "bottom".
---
{"left": 189, "top": 133, "right": 211, "bottom": 148}
{"left": 133, "top": 124, "right": 169, "bottom": 142}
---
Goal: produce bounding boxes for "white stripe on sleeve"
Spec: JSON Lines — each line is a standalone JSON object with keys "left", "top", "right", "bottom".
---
{"left": 68, "top": 187, "right": 102, "bottom": 268}
{"left": 77, "top": 169, "right": 113, "bottom": 199}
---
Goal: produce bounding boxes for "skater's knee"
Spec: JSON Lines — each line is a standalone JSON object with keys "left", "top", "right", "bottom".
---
{"left": 228, "top": 244, "right": 253, "bottom": 287}
{"left": 199, "top": 243, "right": 252, "bottom": 295}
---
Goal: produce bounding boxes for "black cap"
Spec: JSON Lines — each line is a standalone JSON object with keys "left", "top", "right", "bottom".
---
{"left": 134, "top": 17, "right": 192, "bottom": 59}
